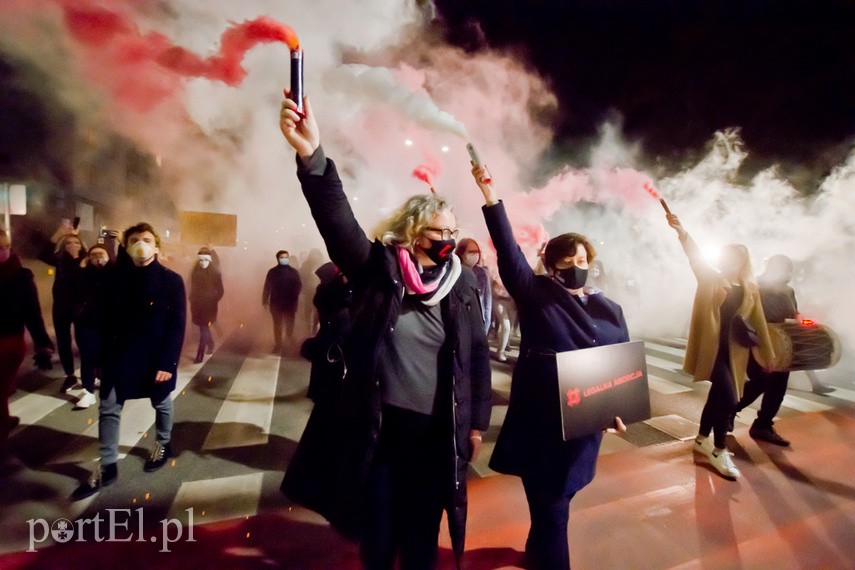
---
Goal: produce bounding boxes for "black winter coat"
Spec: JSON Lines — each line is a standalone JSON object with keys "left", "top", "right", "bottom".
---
{"left": 74, "top": 263, "right": 116, "bottom": 330}
{"left": 189, "top": 266, "right": 224, "bottom": 326}
{"left": 281, "top": 157, "right": 492, "bottom": 558}
{"left": 38, "top": 245, "right": 86, "bottom": 315}
{"left": 305, "top": 274, "right": 352, "bottom": 403}
{"left": 262, "top": 265, "right": 302, "bottom": 313}
{"left": 102, "top": 252, "right": 186, "bottom": 403}
{"left": 483, "top": 202, "right": 630, "bottom": 495}
{"left": 0, "top": 253, "right": 53, "bottom": 349}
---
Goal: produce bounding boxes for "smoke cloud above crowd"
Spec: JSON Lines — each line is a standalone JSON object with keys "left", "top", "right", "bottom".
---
{"left": 2, "top": 0, "right": 855, "bottom": 361}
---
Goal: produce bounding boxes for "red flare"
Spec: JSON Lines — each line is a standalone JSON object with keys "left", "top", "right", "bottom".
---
{"left": 801, "top": 319, "right": 817, "bottom": 326}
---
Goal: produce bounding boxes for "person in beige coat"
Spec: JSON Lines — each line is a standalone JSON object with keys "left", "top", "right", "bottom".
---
{"left": 668, "top": 213, "right": 775, "bottom": 480}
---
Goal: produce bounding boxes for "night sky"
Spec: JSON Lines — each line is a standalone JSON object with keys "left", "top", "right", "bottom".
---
{"left": 434, "top": 0, "right": 855, "bottom": 185}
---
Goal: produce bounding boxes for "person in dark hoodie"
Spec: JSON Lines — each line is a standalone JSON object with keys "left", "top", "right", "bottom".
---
{"left": 471, "top": 164, "right": 629, "bottom": 570}
{"left": 71, "top": 242, "right": 116, "bottom": 410}
{"left": 262, "top": 250, "right": 302, "bottom": 353}
{"left": 72, "top": 222, "right": 186, "bottom": 499}
{"left": 279, "top": 94, "right": 491, "bottom": 569}
{"left": 304, "top": 261, "right": 352, "bottom": 403}
{"left": 0, "top": 229, "right": 54, "bottom": 452}
{"left": 39, "top": 221, "right": 87, "bottom": 392}
{"left": 189, "top": 246, "right": 224, "bottom": 363}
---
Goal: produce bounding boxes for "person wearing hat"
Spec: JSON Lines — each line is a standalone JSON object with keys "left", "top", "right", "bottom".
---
{"left": 72, "top": 242, "right": 116, "bottom": 409}
{"left": 189, "top": 247, "right": 224, "bottom": 363}
{"left": 262, "top": 250, "right": 302, "bottom": 353}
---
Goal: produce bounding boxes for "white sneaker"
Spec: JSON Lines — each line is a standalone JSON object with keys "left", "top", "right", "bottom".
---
{"left": 709, "top": 449, "right": 741, "bottom": 479}
{"left": 497, "top": 351, "right": 508, "bottom": 362}
{"left": 75, "top": 391, "right": 97, "bottom": 409}
{"left": 94, "top": 378, "right": 101, "bottom": 389}
{"left": 693, "top": 437, "right": 713, "bottom": 457}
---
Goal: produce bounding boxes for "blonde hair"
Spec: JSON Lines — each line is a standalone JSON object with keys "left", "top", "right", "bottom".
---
{"left": 375, "top": 194, "right": 452, "bottom": 249}
{"left": 722, "top": 243, "right": 756, "bottom": 285}
{"left": 55, "top": 233, "right": 87, "bottom": 255}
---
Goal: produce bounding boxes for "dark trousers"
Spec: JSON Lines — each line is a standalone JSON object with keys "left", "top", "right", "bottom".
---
{"left": 75, "top": 326, "right": 104, "bottom": 393}
{"left": 52, "top": 307, "right": 76, "bottom": 376}
{"left": 360, "top": 406, "right": 447, "bottom": 570}
{"left": 270, "top": 306, "right": 296, "bottom": 348}
{"left": 521, "top": 476, "right": 576, "bottom": 570}
{"left": 738, "top": 357, "right": 789, "bottom": 428}
{"left": 197, "top": 324, "right": 214, "bottom": 355}
{"left": 700, "top": 356, "right": 737, "bottom": 449}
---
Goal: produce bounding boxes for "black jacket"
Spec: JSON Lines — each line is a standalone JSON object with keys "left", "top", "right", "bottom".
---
{"left": 483, "top": 202, "right": 630, "bottom": 495}
{"left": 74, "top": 263, "right": 117, "bottom": 330}
{"left": 189, "top": 266, "right": 224, "bottom": 326}
{"left": 262, "top": 265, "right": 302, "bottom": 313}
{"left": 0, "top": 253, "right": 53, "bottom": 349}
{"left": 102, "top": 251, "right": 186, "bottom": 403}
{"left": 305, "top": 273, "right": 352, "bottom": 403}
{"left": 281, "top": 156, "right": 492, "bottom": 558}
{"left": 38, "top": 244, "right": 85, "bottom": 314}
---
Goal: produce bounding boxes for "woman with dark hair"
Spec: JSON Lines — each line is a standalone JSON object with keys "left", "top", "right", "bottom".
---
{"left": 279, "top": 94, "right": 491, "bottom": 569}
{"left": 667, "top": 214, "right": 775, "bottom": 479}
{"left": 455, "top": 238, "right": 492, "bottom": 335}
{"left": 471, "top": 165, "right": 629, "bottom": 569}
{"left": 189, "top": 247, "right": 224, "bottom": 363}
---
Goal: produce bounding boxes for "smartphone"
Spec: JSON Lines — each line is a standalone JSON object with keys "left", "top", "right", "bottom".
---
{"left": 73, "top": 216, "right": 81, "bottom": 230}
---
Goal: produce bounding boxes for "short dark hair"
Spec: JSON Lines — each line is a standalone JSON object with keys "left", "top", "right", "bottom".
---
{"left": 543, "top": 232, "right": 596, "bottom": 270}
{"left": 123, "top": 222, "right": 160, "bottom": 248}
{"left": 276, "top": 250, "right": 289, "bottom": 259}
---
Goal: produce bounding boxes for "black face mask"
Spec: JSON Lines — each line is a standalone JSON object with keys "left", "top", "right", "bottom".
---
{"left": 554, "top": 266, "right": 588, "bottom": 290}
{"left": 422, "top": 238, "right": 456, "bottom": 264}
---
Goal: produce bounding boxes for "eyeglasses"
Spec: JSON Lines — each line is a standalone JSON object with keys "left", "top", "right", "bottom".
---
{"left": 424, "top": 227, "right": 460, "bottom": 240}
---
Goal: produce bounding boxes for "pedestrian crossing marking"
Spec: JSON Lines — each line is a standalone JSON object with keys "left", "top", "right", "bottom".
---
{"left": 647, "top": 374, "right": 693, "bottom": 395}
{"left": 645, "top": 354, "right": 686, "bottom": 374}
{"left": 9, "top": 393, "right": 68, "bottom": 427}
{"left": 202, "top": 356, "right": 280, "bottom": 450}
{"left": 167, "top": 472, "right": 264, "bottom": 525}
{"left": 780, "top": 394, "right": 834, "bottom": 413}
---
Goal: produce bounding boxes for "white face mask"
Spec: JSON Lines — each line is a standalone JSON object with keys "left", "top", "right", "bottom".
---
{"left": 197, "top": 254, "right": 212, "bottom": 269}
{"left": 278, "top": 257, "right": 290, "bottom": 266}
{"left": 129, "top": 241, "right": 155, "bottom": 265}
{"left": 464, "top": 253, "right": 480, "bottom": 267}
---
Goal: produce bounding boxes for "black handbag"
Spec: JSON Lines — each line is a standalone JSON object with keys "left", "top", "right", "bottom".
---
{"left": 731, "top": 315, "right": 760, "bottom": 347}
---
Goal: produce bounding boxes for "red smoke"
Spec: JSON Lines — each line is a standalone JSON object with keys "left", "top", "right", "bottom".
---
{"left": 412, "top": 155, "right": 442, "bottom": 190}
{"left": 412, "top": 165, "right": 436, "bottom": 187}
{"left": 61, "top": 1, "right": 299, "bottom": 111}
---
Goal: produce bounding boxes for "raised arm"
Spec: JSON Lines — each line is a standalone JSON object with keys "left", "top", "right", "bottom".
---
{"left": 667, "top": 213, "right": 715, "bottom": 283}
{"left": 470, "top": 165, "right": 536, "bottom": 301}
{"left": 280, "top": 95, "right": 372, "bottom": 276}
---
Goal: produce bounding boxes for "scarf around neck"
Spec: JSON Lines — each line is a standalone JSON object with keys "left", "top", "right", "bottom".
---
{"left": 396, "top": 246, "right": 461, "bottom": 306}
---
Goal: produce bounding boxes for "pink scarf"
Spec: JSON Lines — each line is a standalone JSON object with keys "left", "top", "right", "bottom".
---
{"left": 396, "top": 246, "right": 440, "bottom": 294}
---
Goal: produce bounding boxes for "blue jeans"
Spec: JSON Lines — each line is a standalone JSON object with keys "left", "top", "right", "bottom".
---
{"left": 99, "top": 387, "right": 173, "bottom": 466}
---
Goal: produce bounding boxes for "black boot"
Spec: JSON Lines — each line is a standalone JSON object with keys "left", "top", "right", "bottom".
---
{"left": 71, "top": 462, "right": 118, "bottom": 500}
{"left": 194, "top": 345, "right": 205, "bottom": 364}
